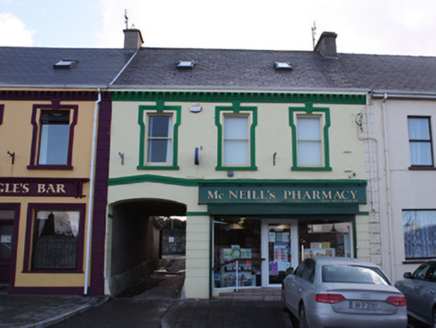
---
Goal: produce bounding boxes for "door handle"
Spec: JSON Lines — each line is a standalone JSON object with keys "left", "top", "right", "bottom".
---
{"left": 431, "top": 289, "right": 435, "bottom": 294}
{"left": 299, "top": 288, "right": 303, "bottom": 292}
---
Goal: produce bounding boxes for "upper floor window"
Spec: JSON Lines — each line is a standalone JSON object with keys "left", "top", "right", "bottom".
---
{"left": 147, "top": 114, "right": 173, "bottom": 163}
{"left": 289, "top": 105, "right": 331, "bottom": 171}
{"left": 138, "top": 103, "right": 180, "bottom": 170}
{"left": 224, "top": 115, "right": 249, "bottom": 165}
{"left": 215, "top": 105, "right": 257, "bottom": 171}
{"left": 28, "top": 102, "right": 78, "bottom": 170}
{"left": 38, "top": 111, "right": 70, "bottom": 165}
{"left": 297, "top": 116, "right": 322, "bottom": 165}
{"left": 408, "top": 117, "right": 433, "bottom": 167}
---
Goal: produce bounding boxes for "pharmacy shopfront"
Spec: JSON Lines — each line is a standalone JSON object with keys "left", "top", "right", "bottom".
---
{"left": 199, "top": 182, "right": 367, "bottom": 292}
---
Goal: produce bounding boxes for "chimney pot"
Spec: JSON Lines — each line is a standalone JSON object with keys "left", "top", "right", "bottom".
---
{"left": 314, "top": 32, "right": 337, "bottom": 59}
{"left": 123, "top": 29, "right": 144, "bottom": 50}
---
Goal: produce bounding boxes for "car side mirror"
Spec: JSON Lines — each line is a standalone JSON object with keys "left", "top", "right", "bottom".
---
{"left": 286, "top": 267, "right": 294, "bottom": 276}
{"left": 403, "top": 272, "right": 412, "bottom": 279}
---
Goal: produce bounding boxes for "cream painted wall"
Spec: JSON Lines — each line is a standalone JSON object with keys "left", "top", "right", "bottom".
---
{"left": 108, "top": 91, "right": 369, "bottom": 298}
{"left": 369, "top": 98, "right": 436, "bottom": 282}
{"left": 109, "top": 97, "right": 367, "bottom": 181}
{"left": 184, "top": 215, "right": 210, "bottom": 299}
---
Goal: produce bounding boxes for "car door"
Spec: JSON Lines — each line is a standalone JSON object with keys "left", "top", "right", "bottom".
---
{"left": 419, "top": 262, "right": 436, "bottom": 323}
{"left": 286, "top": 262, "right": 306, "bottom": 315}
{"left": 402, "top": 262, "right": 433, "bottom": 319}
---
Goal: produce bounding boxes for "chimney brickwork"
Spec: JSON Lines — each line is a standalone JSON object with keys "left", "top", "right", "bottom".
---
{"left": 314, "top": 32, "right": 338, "bottom": 59}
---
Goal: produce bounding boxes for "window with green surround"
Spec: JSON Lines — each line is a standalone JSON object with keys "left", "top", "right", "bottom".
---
{"left": 215, "top": 105, "right": 257, "bottom": 171}
{"left": 289, "top": 104, "right": 331, "bottom": 171}
{"left": 138, "top": 102, "right": 181, "bottom": 170}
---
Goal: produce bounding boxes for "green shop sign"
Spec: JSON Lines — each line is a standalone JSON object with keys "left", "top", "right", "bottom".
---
{"left": 199, "top": 185, "right": 366, "bottom": 204}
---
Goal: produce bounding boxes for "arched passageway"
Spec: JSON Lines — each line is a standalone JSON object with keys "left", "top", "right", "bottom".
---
{"left": 107, "top": 199, "right": 186, "bottom": 296}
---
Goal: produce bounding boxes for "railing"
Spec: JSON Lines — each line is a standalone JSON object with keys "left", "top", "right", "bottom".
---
{"left": 213, "top": 257, "right": 265, "bottom": 291}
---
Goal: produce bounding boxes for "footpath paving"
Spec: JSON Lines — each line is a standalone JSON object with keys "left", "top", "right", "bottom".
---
{"left": 0, "top": 255, "right": 292, "bottom": 328}
{"left": 0, "top": 292, "right": 107, "bottom": 328}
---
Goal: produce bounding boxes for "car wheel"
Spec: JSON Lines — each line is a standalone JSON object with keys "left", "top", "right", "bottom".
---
{"left": 299, "top": 304, "right": 308, "bottom": 328}
{"left": 281, "top": 286, "right": 288, "bottom": 312}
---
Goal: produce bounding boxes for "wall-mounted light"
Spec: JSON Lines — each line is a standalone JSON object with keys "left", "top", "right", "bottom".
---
{"left": 190, "top": 106, "right": 202, "bottom": 113}
{"left": 7, "top": 151, "right": 15, "bottom": 165}
{"left": 118, "top": 152, "right": 124, "bottom": 165}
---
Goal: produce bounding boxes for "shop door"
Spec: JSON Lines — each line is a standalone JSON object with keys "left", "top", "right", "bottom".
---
{"left": 261, "top": 220, "right": 298, "bottom": 286}
{"left": 0, "top": 220, "right": 14, "bottom": 284}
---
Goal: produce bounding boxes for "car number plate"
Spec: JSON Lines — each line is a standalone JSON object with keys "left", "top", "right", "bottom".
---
{"left": 350, "top": 301, "right": 381, "bottom": 311}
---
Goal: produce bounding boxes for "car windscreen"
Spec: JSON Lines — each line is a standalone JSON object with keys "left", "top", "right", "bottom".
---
{"left": 322, "top": 265, "right": 391, "bottom": 285}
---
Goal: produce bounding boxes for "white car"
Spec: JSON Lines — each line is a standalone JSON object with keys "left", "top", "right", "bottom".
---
{"left": 282, "top": 257, "right": 408, "bottom": 328}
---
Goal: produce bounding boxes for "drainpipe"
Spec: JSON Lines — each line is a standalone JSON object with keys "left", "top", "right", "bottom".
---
{"left": 381, "top": 93, "right": 395, "bottom": 279}
{"left": 84, "top": 88, "right": 101, "bottom": 295}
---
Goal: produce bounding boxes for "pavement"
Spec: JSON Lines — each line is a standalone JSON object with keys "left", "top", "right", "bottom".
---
{"left": 0, "top": 291, "right": 107, "bottom": 328}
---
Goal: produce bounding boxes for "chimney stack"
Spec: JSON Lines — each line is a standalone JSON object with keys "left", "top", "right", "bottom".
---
{"left": 314, "top": 32, "right": 337, "bottom": 59}
{"left": 123, "top": 29, "right": 144, "bottom": 50}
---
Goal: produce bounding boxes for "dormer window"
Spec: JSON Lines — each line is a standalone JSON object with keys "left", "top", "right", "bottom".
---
{"left": 274, "top": 61, "right": 293, "bottom": 70}
{"left": 54, "top": 59, "right": 78, "bottom": 69}
{"left": 177, "top": 60, "right": 195, "bottom": 69}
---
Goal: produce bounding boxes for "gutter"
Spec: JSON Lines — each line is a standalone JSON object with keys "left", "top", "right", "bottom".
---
{"left": 380, "top": 93, "right": 395, "bottom": 279}
{"left": 84, "top": 88, "right": 101, "bottom": 295}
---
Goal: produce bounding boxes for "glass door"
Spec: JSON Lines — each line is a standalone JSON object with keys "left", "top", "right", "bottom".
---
{"left": 261, "top": 220, "right": 298, "bottom": 286}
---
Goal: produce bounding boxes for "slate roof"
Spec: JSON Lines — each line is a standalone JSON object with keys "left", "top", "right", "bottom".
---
{"left": 0, "top": 47, "right": 135, "bottom": 87}
{"left": 112, "top": 47, "right": 436, "bottom": 93}
{"left": 1, "top": 45, "right": 436, "bottom": 94}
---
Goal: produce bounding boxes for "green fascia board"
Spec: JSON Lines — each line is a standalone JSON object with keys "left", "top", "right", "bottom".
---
{"left": 108, "top": 173, "right": 367, "bottom": 188}
{"left": 215, "top": 104, "right": 258, "bottom": 171}
{"left": 137, "top": 103, "right": 181, "bottom": 170}
{"left": 207, "top": 203, "right": 360, "bottom": 215}
{"left": 111, "top": 91, "right": 366, "bottom": 105}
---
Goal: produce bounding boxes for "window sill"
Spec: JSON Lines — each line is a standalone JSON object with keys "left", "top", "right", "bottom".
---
{"left": 291, "top": 166, "right": 332, "bottom": 172}
{"left": 27, "top": 165, "right": 73, "bottom": 170}
{"left": 408, "top": 166, "right": 436, "bottom": 171}
{"left": 402, "top": 259, "right": 428, "bottom": 264}
{"left": 216, "top": 165, "right": 258, "bottom": 171}
{"left": 137, "top": 165, "right": 179, "bottom": 170}
{"left": 22, "top": 269, "right": 83, "bottom": 274}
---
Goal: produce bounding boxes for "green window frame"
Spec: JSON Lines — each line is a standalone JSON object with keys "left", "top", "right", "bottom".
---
{"left": 138, "top": 101, "right": 181, "bottom": 170}
{"left": 289, "top": 104, "right": 332, "bottom": 171}
{"left": 215, "top": 104, "right": 257, "bottom": 171}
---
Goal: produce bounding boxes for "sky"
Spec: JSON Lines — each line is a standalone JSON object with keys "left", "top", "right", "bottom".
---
{"left": 1, "top": 0, "right": 436, "bottom": 56}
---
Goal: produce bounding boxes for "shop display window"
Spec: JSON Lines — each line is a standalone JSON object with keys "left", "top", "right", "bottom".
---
{"left": 298, "top": 222, "right": 352, "bottom": 260}
{"left": 213, "top": 217, "right": 261, "bottom": 289}
{"left": 24, "top": 203, "right": 85, "bottom": 272}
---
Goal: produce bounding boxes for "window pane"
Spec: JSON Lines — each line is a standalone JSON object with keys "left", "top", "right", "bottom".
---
{"left": 148, "top": 139, "right": 172, "bottom": 163}
{"left": 147, "top": 115, "right": 173, "bottom": 163}
{"left": 148, "top": 115, "right": 172, "bottom": 138}
{"left": 298, "top": 117, "right": 321, "bottom": 139}
{"left": 224, "top": 140, "right": 248, "bottom": 164}
{"left": 298, "top": 140, "right": 322, "bottom": 164}
{"left": 403, "top": 210, "right": 436, "bottom": 259}
{"left": 224, "top": 116, "right": 248, "bottom": 139}
{"left": 408, "top": 118, "right": 430, "bottom": 140}
{"left": 32, "top": 210, "right": 80, "bottom": 270}
{"left": 410, "top": 142, "right": 433, "bottom": 165}
{"left": 38, "top": 124, "right": 69, "bottom": 165}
